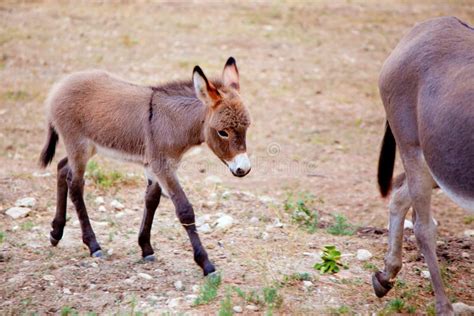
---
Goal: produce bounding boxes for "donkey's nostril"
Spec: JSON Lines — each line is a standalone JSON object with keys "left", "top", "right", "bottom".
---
{"left": 236, "top": 168, "right": 244, "bottom": 175}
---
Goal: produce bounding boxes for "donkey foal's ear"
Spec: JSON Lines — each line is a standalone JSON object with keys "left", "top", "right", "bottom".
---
{"left": 193, "top": 66, "right": 220, "bottom": 105}
{"left": 222, "top": 57, "right": 240, "bottom": 91}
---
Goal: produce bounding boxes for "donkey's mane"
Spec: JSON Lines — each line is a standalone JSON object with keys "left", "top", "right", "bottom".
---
{"left": 150, "top": 78, "right": 224, "bottom": 99}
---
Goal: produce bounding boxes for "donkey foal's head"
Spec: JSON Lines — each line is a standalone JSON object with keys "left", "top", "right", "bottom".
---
{"left": 193, "top": 57, "right": 251, "bottom": 177}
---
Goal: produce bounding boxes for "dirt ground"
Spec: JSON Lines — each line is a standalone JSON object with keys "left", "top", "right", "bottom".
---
{"left": 1, "top": 1, "right": 473, "bottom": 315}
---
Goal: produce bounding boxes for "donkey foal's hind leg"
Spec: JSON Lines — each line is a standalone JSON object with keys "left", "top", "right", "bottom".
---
{"left": 138, "top": 180, "right": 161, "bottom": 261}
{"left": 67, "top": 160, "right": 102, "bottom": 257}
{"left": 373, "top": 173, "right": 411, "bottom": 297}
{"left": 50, "top": 157, "right": 70, "bottom": 246}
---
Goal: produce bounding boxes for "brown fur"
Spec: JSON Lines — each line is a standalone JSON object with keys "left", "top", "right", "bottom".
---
{"left": 374, "top": 17, "right": 474, "bottom": 315}
{"left": 39, "top": 58, "right": 250, "bottom": 275}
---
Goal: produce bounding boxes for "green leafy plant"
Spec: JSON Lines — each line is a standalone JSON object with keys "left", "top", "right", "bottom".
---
{"left": 194, "top": 273, "right": 222, "bottom": 306}
{"left": 386, "top": 298, "right": 405, "bottom": 313}
{"left": 327, "top": 214, "right": 355, "bottom": 236}
{"left": 60, "top": 306, "right": 78, "bottom": 316}
{"left": 232, "top": 285, "right": 282, "bottom": 314}
{"left": 314, "top": 245, "right": 345, "bottom": 274}
{"left": 284, "top": 192, "right": 319, "bottom": 233}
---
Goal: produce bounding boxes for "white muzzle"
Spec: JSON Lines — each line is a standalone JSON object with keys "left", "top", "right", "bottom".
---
{"left": 227, "top": 153, "right": 251, "bottom": 177}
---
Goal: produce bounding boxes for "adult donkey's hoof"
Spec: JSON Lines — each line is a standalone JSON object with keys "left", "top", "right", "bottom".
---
{"left": 143, "top": 254, "right": 156, "bottom": 262}
{"left": 372, "top": 271, "right": 393, "bottom": 298}
{"left": 50, "top": 234, "right": 60, "bottom": 247}
{"left": 91, "top": 250, "right": 104, "bottom": 258}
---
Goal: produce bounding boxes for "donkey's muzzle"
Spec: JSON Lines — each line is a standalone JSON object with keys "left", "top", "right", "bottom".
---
{"left": 227, "top": 153, "right": 251, "bottom": 178}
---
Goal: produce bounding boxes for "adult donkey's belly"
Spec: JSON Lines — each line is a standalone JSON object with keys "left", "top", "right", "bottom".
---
{"left": 419, "top": 86, "right": 474, "bottom": 212}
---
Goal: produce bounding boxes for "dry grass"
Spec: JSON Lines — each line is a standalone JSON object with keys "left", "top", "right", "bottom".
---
{"left": 0, "top": 1, "right": 473, "bottom": 314}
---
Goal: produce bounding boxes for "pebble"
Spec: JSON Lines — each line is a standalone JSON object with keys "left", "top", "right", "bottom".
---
{"left": 303, "top": 280, "right": 313, "bottom": 288}
{"left": 214, "top": 215, "right": 234, "bottom": 230}
{"left": 110, "top": 200, "right": 124, "bottom": 210}
{"left": 258, "top": 195, "right": 275, "bottom": 204}
{"left": 167, "top": 298, "right": 181, "bottom": 308}
{"left": 246, "top": 305, "right": 259, "bottom": 311}
{"left": 98, "top": 205, "right": 107, "bottom": 212}
{"left": 174, "top": 280, "right": 184, "bottom": 291}
{"left": 221, "top": 191, "right": 231, "bottom": 199}
{"left": 196, "top": 214, "right": 211, "bottom": 227}
{"left": 107, "top": 249, "right": 114, "bottom": 256}
{"left": 464, "top": 229, "right": 474, "bottom": 238}
{"left": 15, "top": 197, "right": 36, "bottom": 208}
{"left": 63, "top": 288, "right": 72, "bottom": 295}
{"left": 461, "top": 252, "right": 470, "bottom": 259}
{"left": 197, "top": 223, "right": 212, "bottom": 234}
{"left": 6, "top": 207, "right": 31, "bottom": 219}
{"left": 95, "top": 196, "right": 105, "bottom": 205}
{"left": 138, "top": 273, "right": 153, "bottom": 280}
{"left": 185, "top": 294, "right": 198, "bottom": 304}
{"left": 233, "top": 306, "right": 243, "bottom": 313}
{"left": 421, "top": 270, "right": 430, "bottom": 279}
{"left": 404, "top": 219, "right": 413, "bottom": 229}
{"left": 192, "top": 284, "right": 200, "bottom": 293}
{"left": 452, "top": 302, "right": 474, "bottom": 314}
{"left": 356, "top": 249, "right": 373, "bottom": 261}
{"left": 204, "top": 175, "right": 222, "bottom": 184}
{"left": 249, "top": 216, "right": 259, "bottom": 224}
{"left": 273, "top": 218, "right": 284, "bottom": 228}
{"left": 43, "top": 275, "right": 55, "bottom": 281}
{"left": 32, "top": 171, "right": 51, "bottom": 177}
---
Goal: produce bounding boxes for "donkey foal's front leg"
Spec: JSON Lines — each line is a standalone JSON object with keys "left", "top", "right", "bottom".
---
{"left": 50, "top": 157, "right": 70, "bottom": 246}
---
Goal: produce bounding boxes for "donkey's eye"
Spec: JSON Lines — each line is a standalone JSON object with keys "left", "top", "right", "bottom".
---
{"left": 217, "top": 130, "right": 229, "bottom": 138}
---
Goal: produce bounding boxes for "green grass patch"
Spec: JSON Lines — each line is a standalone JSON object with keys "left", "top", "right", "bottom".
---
{"left": 284, "top": 192, "right": 319, "bottom": 233}
{"left": 232, "top": 285, "right": 283, "bottom": 314}
{"left": 362, "top": 262, "right": 377, "bottom": 272}
{"left": 328, "top": 305, "right": 351, "bottom": 315}
{"left": 327, "top": 214, "right": 355, "bottom": 236}
{"left": 218, "top": 289, "right": 233, "bottom": 316}
{"left": 60, "top": 306, "right": 78, "bottom": 316}
{"left": 86, "top": 160, "right": 124, "bottom": 189}
{"left": 0, "top": 231, "right": 5, "bottom": 244}
{"left": 193, "top": 273, "right": 222, "bottom": 306}
{"left": 3, "top": 90, "right": 30, "bottom": 101}
{"left": 21, "top": 221, "right": 34, "bottom": 231}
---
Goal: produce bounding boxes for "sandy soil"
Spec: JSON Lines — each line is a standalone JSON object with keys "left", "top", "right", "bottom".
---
{"left": 1, "top": 1, "right": 473, "bottom": 315}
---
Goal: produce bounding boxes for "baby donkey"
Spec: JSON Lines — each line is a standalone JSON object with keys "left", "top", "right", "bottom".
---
{"left": 39, "top": 57, "right": 251, "bottom": 275}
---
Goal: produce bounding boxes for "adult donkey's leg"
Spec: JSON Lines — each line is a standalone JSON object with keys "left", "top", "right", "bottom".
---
{"left": 138, "top": 179, "right": 161, "bottom": 261}
{"left": 373, "top": 173, "right": 412, "bottom": 297}
{"left": 404, "top": 152, "right": 452, "bottom": 315}
{"left": 50, "top": 157, "right": 70, "bottom": 246}
{"left": 155, "top": 168, "right": 215, "bottom": 275}
{"left": 67, "top": 155, "right": 102, "bottom": 257}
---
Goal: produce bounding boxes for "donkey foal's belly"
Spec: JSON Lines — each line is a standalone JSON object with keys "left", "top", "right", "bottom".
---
{"left": 93, "top": 143, "right": 144, "bottom": 164}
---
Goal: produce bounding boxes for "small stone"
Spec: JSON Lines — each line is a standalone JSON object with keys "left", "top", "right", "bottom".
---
{"left": 464, "top": 229, "right": 474, "bottom": 238}
{"left": 63, "top": 288, "right": 72, "bottom": 295}
{"left": 110, "top": 200, "right": 124, "bottom": 210}
{"left": 273, "top": 218, "right": 284, "bottom": 228}
{"left": 233, "top": 306, "right": 243, "bottom": 313}
{"left": 32, "top": 171, "right": 51, "bottom": 177}
{"left": 403, "top": 219, "right": 413, "bottom": 229}
{"left": 15, "top": 197, "right": 36, "bottom": 208}
{"left": 204, "top": 175, "right": 222, "bottom": 184}
{"left": 221, "top": 191, "right": 231, "bottom": 199}
{"left": 174, "top": 280, "right": 184, "bottom": 291}
{"left": 258, "top": 195, "right": 275, "bottom": 204}
{"left": 356, "top": 249, "right": 372, "bottom": 261}
{"left": 421, "top": 270, "right": 430, "bottom": 279}
{"left": 262, "top": 232, "right": 270, "bottom": 240}
{"left": 461, "top": 252, "right": 470, "bottom": 259}
{"left": 6, "top": 207, "right": 31, "bottom": 219}
{"left": 436, "top": 240, "right": 445, "bottom": 246}
{"left": 303, "top": 280, "right": 313, "bottom": 288}
{"left": 452, "top": 302, "right": 474, "bottom": 314}
{"left": 185, "top": 294, "right": 198, "bottom": 304}
{"left": 107, "top": 249, "right": 114, "bottom": 256}
{"left": 43, "top": 275, "right": 55, "bottom": 281}
{"left": 246, "top": 305, "right": 259, "bottom": 311}
{"left": 192, "top": 284, "right": 200, "bottom": 293}
{"left": 249, "top": 216, "right": 259, "bottom": 224}
{"left": 167, "top": 297, "right": 181, "bottom": 308}
{"left": 95, "top": 196, "right": 105, "bottom": 205}
{"left": 197, "top": 223, "right": 212, "bottom": 234}
{"left": 138, "top": 273, "right": 153, "bottom": 280}
{"left": 196, "top": 214, "right": 211, "bottom": 227}
{"left": 214, "top": 215, "right": 234, "bottom": 230}
{"left": 98, "top": 205, "right": 107, "bottom": 212}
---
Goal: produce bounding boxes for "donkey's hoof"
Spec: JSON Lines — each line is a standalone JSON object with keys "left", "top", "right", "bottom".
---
{"left": 372, "top": 271, "right": 393, "bottom": 298}
{"left": 50, "top": 235, "right": 60, "bottom": 247}
{"left": 143, "top": 254, "right": 156, "bottom": 262}
{"left": 91, "top": 250, "right": 103, "bottom": 258}
{"left": 203, "top": 262, "right": 216, "bottom": 276}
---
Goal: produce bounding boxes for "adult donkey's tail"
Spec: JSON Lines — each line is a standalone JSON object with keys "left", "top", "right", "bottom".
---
{"left": 378, "top": 121, "right": 396, "bottom": 197}
{"left": 39, "top": 123, "right": 59, "bottom": 168}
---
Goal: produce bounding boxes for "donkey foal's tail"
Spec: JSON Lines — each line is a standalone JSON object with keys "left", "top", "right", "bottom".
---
{"left": 377, "top": 121, "right": 396, "bottom": 197}
{"left": 39, "top": 123, "right": 59, "bottom": 168}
